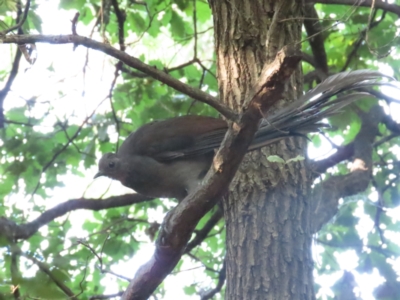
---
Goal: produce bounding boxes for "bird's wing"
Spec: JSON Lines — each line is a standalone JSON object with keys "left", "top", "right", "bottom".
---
{"left": 118, "top": 70, "right": 394, "bottom": 160}
{"left": 159, "top": 127, "right": 229, "bottom": 159}
{"left": 118, "top": 115, "right": 228, "bottom": 161}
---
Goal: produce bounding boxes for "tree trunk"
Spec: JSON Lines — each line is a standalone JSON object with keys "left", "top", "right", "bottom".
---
{"left": 208, "top": 1, "right": 315, "bottom": 299}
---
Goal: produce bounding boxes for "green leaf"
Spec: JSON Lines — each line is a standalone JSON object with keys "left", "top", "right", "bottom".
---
{"left": 196, "top": 1, "right": 211, "bottom": 23}
{"left": 0, "top": 176, "right": 14, "bottom": 198}
{"left": 184, "top": 285, "right": 196, "bottom": 295}
{"left": 59, "top": 0, "right": 86, "bottom": 10}
{"left": 128, "top": 13, "right": 147, "bottom": 33}
{"left": 352, "top": 14, "right": 369, "bottom": 24}
{"left": 311, "top": 134, "right": 321, "bottom": 147}
{"left": 0, "top": 0, "right": 17, "bottom": 14}
{"left": 175, "top": 0, "right": 190, "bottom": 10}
{"left": 170, "top": 11, "right": 186, "bottom": 39}
{"left": 267, "top": 155, "right": 285, "bottom": 164}
{"left": 28, "top": 10, "right": 43, "bottom": 33}
{"left": 286, "top": 155, "right": 305, "bottom": 163}
{"left": 80, "top": 5, "right": 95, "bottom": 25}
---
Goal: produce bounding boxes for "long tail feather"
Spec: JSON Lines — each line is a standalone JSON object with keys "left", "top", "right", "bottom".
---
{"left": 157, "top": 70, "right": 395, "bottom": 160}
{"left": 250, "top": 70, "right": 393, "bottom": 150}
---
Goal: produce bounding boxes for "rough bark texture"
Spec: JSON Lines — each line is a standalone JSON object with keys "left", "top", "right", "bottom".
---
{"left": 208, "top": 1, "right": 315, "bottom": 299}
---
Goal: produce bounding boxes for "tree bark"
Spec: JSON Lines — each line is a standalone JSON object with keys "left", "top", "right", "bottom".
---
{"left": 209, "top": 1, "right": 315, "bottom": 299}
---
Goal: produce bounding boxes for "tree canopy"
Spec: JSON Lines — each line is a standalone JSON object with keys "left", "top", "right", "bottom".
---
{"left": 0, "top": 0, "right": 400, "bottom": 299}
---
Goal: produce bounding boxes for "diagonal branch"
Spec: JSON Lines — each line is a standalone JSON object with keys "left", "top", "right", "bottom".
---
{"left": 1, "top": 34, "right": 238, "bottom": 121}
{"left": 120, "top": 46, "right": 301, "bottom": 300}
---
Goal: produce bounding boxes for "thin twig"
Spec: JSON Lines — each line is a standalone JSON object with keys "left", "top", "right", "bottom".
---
{"left": 2, "top": 34, "right": 238, "bottom": 121}
{"left": 30, "top": 96, "right": 109, "bottom": 197}
{"left": 0, "top": 0, "right": 31, "bottom": 35}
{"left": 201, "top": 259, "right": 226, "bottom": 300}
{"left": 71, "top": 12, "right": 80, "bottom": 35}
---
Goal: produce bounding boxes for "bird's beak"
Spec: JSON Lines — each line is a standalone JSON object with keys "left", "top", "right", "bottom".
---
{"left": 94, "top": 171, "right": 104, "bottom": 179}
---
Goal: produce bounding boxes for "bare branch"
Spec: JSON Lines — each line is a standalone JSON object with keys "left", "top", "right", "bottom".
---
{"left": 374, "top": 133, "right": 400, "bottom": 147}
{"left": 120, "top": 46, "right": 301, "bottom": 300}
{"left": 312, "top": 90, "right": 400, "bottom": 174}
{"left": 111, "top": 0, "right": 126, "bottom": 51}
{"left": 185, "top": 253, "right": 219, "bottom": 273}
{"left": 193, "top": 0, "right": 198, "bottom": 58}
{"left": 301, "top": 52, "right": 317, "bottom": 68}
{"left": 13, "top": 247, "right": 77, "bottom": 299}
{"left": 1, "top": 34, "right": 238, "bottom": 121}
{"left": 89, "top": 291, "right": 124, "bottom": 300}
{"left": 309, "top": 0, "right": 400, "bottom": 17}
{"left": 0, "top": 193, "right": 152, "bottom": 241}
{"left": 310, "top": 105, "right": 385, "bottom": 232}
{"left": 108, "top": 62, "right": 123, "bottom": 151}
{"left": 317, "top": 239, "right": 397, "bottom": 257}
{"left": 341, "top": 9, "right": 385, "bottom": 71}
{"left": 165, "top": 58, "right": 197, "bottom": 73}
{"left": 371, "top": 179, "right": 387, "bottom": 245}
{"left": 30, "top": 96, "right": 108, "bottom": 196}
{"left": 186, "top": 207, "right": 223, "bottom": 252}
{"left": 303, "top": 3, "right": 329, "bottom": 76}
{"left": 381, "top": 110, "right": 400, "bottom": 134}
{"left": 71, "top": 12, "right": 80, "bottom": 35}
{"left": 0, "top": 0, "right": 31, "bottom": 35}
{"left": 0, "top": 0, "right": 27, "bottom": 128}
{"left": 304, "top": 69, "right": 327, "bottom": 84}
{"left": 120, "top": 65, "right": 148, "bottom": 78}
{"left": 311, "top": 143, "right": 354, "bottom": 175}
{"left": 361, "top": 88, "right": 400, "bottom": 105}
{"left": 201, "top": 259, "right": 226, "bottom": 300}
{"left": 0, "top": 49, "right": 22, "bottom": 128}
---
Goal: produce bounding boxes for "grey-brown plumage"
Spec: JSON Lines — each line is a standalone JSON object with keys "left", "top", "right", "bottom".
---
{"left": 95, "top": 70, "right": 393, "bottom": 200}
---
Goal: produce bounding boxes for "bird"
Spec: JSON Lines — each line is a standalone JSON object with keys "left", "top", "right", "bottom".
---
{"left": 95, "top": 70, "right": 392, "bottom": 200}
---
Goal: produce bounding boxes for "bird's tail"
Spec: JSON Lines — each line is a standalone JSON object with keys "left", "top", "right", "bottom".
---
{"left": 248, "top": 70, "right": 395, "bottom": 150}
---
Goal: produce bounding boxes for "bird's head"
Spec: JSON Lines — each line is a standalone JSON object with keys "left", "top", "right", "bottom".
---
{"left": 94, "top": 153, "right": 123, "bottom": 181}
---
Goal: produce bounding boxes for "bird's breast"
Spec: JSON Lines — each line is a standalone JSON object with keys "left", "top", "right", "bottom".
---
{"left": 122, "top": 155, "right": 212, "bottom": 201}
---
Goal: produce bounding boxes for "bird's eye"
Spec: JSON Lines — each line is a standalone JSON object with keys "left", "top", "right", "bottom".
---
{"left": 108, "top": 162, "right": 115, "bottom": 168}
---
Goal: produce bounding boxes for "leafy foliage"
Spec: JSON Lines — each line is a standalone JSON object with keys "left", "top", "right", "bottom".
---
{"left": 0, "top": 0, "right": 400, "bottom": 299}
